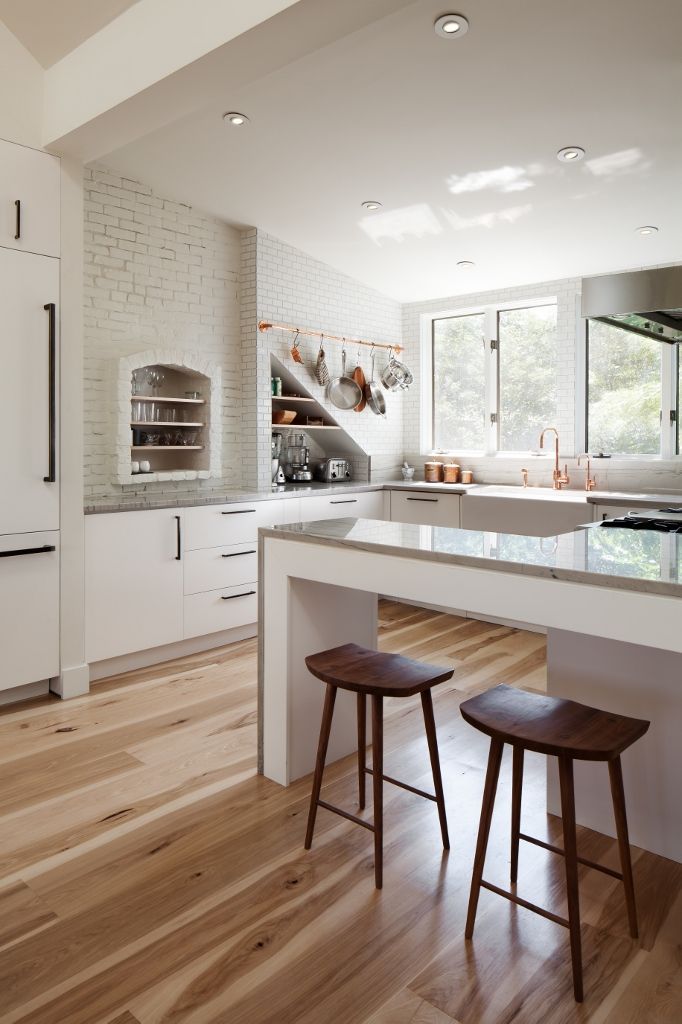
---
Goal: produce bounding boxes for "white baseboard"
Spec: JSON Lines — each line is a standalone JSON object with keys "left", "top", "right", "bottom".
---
{"left": 0, "top": 680, "right": 49, "bottom": 706}
{"left": 51, "top": 662, "right": 90, "bottom": 699}
{"left": 384, "top": 595, "right": 546, "bottom": 634}
{"left": 89, "top": 623, "right": 258, "bottom": 681}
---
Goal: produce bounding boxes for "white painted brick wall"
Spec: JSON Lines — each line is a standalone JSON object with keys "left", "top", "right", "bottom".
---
{"left": 83, "top": 165, "right": 242, "bottom": 505}
{"left": 245, "top": 231, "right": 405, "bottom": 490}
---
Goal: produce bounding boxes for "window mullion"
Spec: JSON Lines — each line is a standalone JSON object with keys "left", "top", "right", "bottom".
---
{"left": 484, "top": 306, "right": 499, "bottom": 453}
{"left": 661, "top": 345, "right": 676, "bottom": 458}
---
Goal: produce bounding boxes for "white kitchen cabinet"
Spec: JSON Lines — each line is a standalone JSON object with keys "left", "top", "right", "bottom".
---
{"left": 592, "top": 503, "right": 664, "bottom": 521}
{"left": 389, "top": 490, "right": 461, "bottom": 527}
{"left": 184, "top": 583, "right": 259, "bottom": 640}
{"left": 0, "top": 140, "right": 60, "bottom": 258}
{"left": 461, "top": 494, "right": 591, "bottom": 537}
{"left": 299, "top": 490, "right": 385, "bottom": 523}
{"left": 85, "top": 510, "right": 184, "bottom": 663}
{"left": 0, "top": 532, "right": 59, "bottom": 691}
{"left": 0, "top": 248, "right": 59, "bottom": 536}
{"left": 184, "top": 542, "right": 258, "bottom": 596}
{"left": 184, "top": 499, "right": 284, "bottom": 550}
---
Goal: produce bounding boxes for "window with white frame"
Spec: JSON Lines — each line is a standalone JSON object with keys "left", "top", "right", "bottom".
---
{"left": 431, "top": 299, "right": 558, "bottom": 453}
{"left": 586, "top": 319, "right": 678, "bottom": 456}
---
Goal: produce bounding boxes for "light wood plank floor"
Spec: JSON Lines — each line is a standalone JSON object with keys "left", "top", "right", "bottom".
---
{"left": 0, "top": 603, "right": 679, "bottom": 1024}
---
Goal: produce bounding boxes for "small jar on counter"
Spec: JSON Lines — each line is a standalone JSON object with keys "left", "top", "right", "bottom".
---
{"left": 424, "top": 461, "right": 444, "bottom": 482}
{"left": 460, "top": 469, "right": 474, "bottom": 484}
{"left": 443, "top": 463, "right": 460, "bottom": 483}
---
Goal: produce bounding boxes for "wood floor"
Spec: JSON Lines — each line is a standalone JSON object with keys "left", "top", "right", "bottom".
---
{"left": 0, "top": 603, "right": 679, "bottom": 1024}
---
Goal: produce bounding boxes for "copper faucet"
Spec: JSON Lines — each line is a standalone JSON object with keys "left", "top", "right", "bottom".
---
{"left": 577, "top": 453, "right": 597, "bottom": 491}
{"left": 521, "top": 468, "right": 529, "bottom": 488}
{"left": 539, "top": 427, "right": 570, "bottom": 490}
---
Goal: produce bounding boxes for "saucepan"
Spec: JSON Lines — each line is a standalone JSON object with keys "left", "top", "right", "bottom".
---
{"left": 380, "top": 348, "right": 413, "bottom": 391}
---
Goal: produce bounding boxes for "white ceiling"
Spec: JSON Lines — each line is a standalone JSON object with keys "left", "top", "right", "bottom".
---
{"left": 0, "top": 0, "right": 138, "bottom": 67}
{"left": 101, "top": 0, "right": 682, "bottom": 302}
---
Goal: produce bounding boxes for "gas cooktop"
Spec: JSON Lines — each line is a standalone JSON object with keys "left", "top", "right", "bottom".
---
{"left": 601, "top": 511, "right": 682, "bottom": 533}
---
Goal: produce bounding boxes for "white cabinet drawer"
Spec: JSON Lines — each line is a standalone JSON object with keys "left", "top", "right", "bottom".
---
{"left": 184, "top": 500, "right": 284, "bottom": 550}
{"left": 0, "top": 532, "right": 59, "bottom": 690}
{"left": 184, "top": 584, "right": 258, "bottom": 639}
{"left": 389, "top": 490, "right": 461, "bottom": 527}
{"left": 184, "top": 543, "right": 257, "bottom": 595}
{"left": 299, "top": 490, "right": 385, "bottom": 523}
{"left": 0, "top": 141, "right": 60, "bottom": 258}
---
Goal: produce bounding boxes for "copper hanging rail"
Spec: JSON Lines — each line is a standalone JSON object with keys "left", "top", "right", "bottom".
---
{"left": 258, "top": 320, "right": 402, "bottom": 354}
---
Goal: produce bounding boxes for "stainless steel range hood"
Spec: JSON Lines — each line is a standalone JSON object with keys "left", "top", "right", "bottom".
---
{"left": 581, "top": 266, "right": 682, "bottom": 344}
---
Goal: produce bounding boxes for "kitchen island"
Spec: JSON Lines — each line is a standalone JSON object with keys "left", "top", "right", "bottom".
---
{"left": 259, "top": 517, "right": 682, "bottom": 862}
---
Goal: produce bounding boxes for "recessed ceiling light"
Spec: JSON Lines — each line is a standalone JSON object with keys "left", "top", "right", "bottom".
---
{"left": 223, "top": 112, "right": 249, "bottom": 127}
{"left": 457, "top": 260, "right": 475, "bottom": 268}
{"left": 636, "top": 225, "right": 659, "bottom": 235}
{"left": 361, "top": 201, "right": 382, "bottom": 211}
{"left": 557, "top": 146, "right": 585, "bottom": 163}
{"left": 434, "top": 14, "right": 469, "bottom": 38}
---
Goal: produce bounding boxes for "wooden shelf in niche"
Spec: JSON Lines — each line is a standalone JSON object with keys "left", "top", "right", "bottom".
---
{"left": 131, "top": 395, "right": 205, "bottom": 405}
{"left": 131, "top": 445, "right": 204, "bottom": 451}
{"left": 272, "top": 396, "right": 316, "bottom": 403}
{"left": 131, "top": 421, "right": 204, "bottom": 427}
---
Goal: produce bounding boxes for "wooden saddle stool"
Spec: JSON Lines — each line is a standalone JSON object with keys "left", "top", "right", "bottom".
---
{"left": 460, "top": 683, "right": 650, "bottom": 1002}
{"left": 304, "top": 643, "right": 454, "bottom": 888}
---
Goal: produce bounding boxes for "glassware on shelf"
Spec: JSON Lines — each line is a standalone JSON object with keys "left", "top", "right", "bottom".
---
{"left": 132, "top": 369, "right": 143, "bottom": 396}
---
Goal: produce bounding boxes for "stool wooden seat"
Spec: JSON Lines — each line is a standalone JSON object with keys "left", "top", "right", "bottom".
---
{"left": 304, "top": 643, "right": 453, "bottom": 888}
{"left": 461, "top": 683, "right": 650, "bottom": 1002}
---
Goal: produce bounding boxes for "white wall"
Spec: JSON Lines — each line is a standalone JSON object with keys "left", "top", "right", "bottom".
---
{"left": 83, "top": 165, "right": 243, "bottom": 507}
{"left": 245, "top": 230, "right": 404, "bottom": 490}
{"left": 0, "top": 21, "right": 43, "bottom": 148}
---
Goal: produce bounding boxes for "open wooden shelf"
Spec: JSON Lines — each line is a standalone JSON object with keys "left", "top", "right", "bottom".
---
{"left": 271, "top": 423, "right": 341, "bottom": 430}
{"left": 272, "top": 396, "right": 316, "bottom": 403}
{"left": 131, "top": 445, "right": 204, "bottom": 451}
{"left": 131, "top": 395, "right": 205, "bottom": 405}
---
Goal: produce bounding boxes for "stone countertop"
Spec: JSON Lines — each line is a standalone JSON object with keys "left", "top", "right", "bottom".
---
{"left": 261, "top": 517, "right": 682, "bottom": 598}
{"left": 84, "top": 481, "right": 384, "bottom": 514}
{"left": 84, "top": 479, "right": 682, "bottom": 515}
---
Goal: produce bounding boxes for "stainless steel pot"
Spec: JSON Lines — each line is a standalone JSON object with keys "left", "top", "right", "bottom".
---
{"left": 380, "top": 349, "right": 413, "bottom": 391}
{"left": 365, "top": 349, "right": 386, "bottom": 416}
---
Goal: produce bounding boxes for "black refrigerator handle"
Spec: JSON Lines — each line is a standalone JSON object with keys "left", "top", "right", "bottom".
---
{"left": 14, "top": 199, "right": 21, "bottom": 240}
{"left": 43, "top": 303, "right": 56, "bottom": 483}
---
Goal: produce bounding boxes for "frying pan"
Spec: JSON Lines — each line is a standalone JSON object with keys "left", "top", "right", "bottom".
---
{"left": 328, "top": 348, "right": 363, "bottom": 410}
{"left": 365, "top": 348, "right": 386, "bottom": 416}
{"left": 352, "top": 349, "right": 367, "bottom": 412}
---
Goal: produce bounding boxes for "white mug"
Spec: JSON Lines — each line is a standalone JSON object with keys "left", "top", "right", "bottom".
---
{"left": 131, "top": 461, "right": 140, "bottom": 474}
{"left": 140, "top": 460, "right": 151, "bottom": 473}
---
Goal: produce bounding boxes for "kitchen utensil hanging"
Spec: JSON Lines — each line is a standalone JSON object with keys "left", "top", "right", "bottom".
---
{"left": 365, "top": 347, "right": 386, "bottom": 416}
{"left": 290, "top": 330, "right": 304, "bottom": 365}
{"left": 327, "top": 345, "right": 363, "bottom": 410}
{"left": 380, "top": 348, "right": 413, "bottom": 391}
{"left": 314, "top": 334, "right": 330, "bottom": 386}
{"left": 352, "top": 346, "right": 367, "bottom": 412}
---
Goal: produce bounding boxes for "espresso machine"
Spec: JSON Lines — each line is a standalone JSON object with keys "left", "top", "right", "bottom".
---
{"left": 271, "top": 432, "right": 286, "bottom": 488}
{"left": 284, "top": 434, "right": 313, "bottom": 482}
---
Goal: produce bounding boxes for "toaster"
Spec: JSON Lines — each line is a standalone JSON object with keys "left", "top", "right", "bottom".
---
{"left": 314, "top": 458, "right": 352, "bottom": 482}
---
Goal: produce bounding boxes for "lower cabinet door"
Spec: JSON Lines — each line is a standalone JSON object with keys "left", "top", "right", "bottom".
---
{"left": 184, "top": 543, "right": 258, "bottom": 595}
{"left": 184, "top": 584, "right": 258, "bottom": 640}
{"left": 389, "top": 490, "right": 461, "bottom": 527}
{"left": 299, "top": 490, "right": 385, "bottom": 522}
{"left": 85, "top": 511, "right": 184, "bottom": 663}
{"left": 0, "top": 532, "right": 59, "bottom": 691}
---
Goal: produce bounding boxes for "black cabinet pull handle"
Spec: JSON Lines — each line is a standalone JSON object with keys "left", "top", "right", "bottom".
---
{"left": 221, "top": 590, "right": 256, "bottom": 600}
{"left": 175, "top": 515, "right": 182, "bottom": 560}
{"left": 406, "top": 496, "right": 438, "bottom": 502}
{"left": 43, "top": 303, "right": 56, "bottom": 483}
{"left": 14, "top": 199, "right": 21, "bottom": 240}
{"left": 330, "top": 499, "right": 358, "bottom": 505}
{"left": 0, "top": 544, "right": 56, "bottom": 559}
{"left": 221, "top": 549, "right": 256, "bottom": 558}
{"left": 221, "top": 509, "right": 256, "bottom": 515}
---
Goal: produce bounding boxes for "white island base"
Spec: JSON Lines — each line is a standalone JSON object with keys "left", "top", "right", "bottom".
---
{"left": 260, "top": 526, "right": 682, "bottom": 863}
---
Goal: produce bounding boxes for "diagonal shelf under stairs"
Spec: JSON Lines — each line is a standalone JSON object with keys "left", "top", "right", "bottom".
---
{"left": 270, "top": 355, "right": 368, "bottom": 458}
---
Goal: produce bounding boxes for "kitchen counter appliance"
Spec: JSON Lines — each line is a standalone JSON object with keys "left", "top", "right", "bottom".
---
{"left": 600, "top": 508, "right": 682, "bottom": 532}
{"left": 284, "top": 434, "right": 313, "bottom": 482}
{"left": 314, "top": 458, "right": 352, "bottom": 482}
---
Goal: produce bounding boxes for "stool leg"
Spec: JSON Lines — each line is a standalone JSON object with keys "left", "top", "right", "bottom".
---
{"left": 510, "top": 746, "right": 524, "bottom": 883}
{"left": 558, "top": 754, "right": 583, "bottom": 1003}
{"left": 421, "top": 689, "right": 450, "bottom": 850}
{"left": 304, "top": 684, "right": 337, "bottom": 850}
{"left": 608, "top": 756, "right": 639, "bottom": 939}
{"left": 465, "top": 737, "right": 504, "bottom": 940}
{"left": 371, "top": 695, "right": 384, "bottom": 889}
{"left": 357, "top": 693, "right": 366, "bottom": 810}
